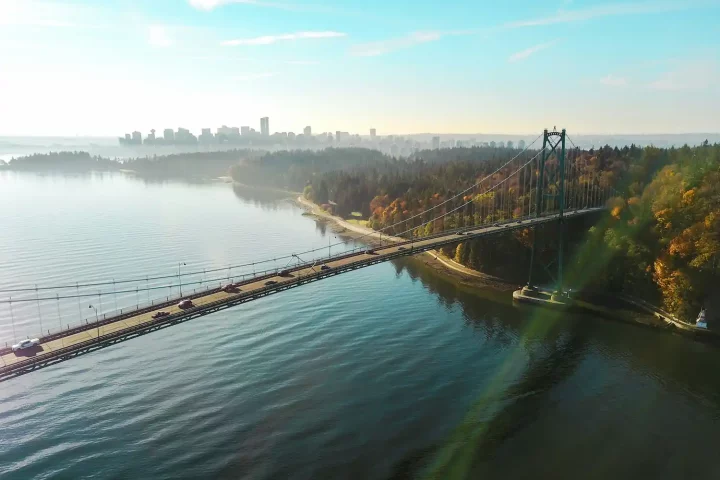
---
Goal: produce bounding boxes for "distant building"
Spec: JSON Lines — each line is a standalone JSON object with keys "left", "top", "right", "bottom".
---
{"left": 145, "top": 129, "right": 156, "bottom": 145}
{"left": 164, "top": 128, "right": 174, "bottom": 143}
{"left": 288, "top": 132, "right": 296, "bottom": 140}
{"left": 518, "top": 139, "right": 526, "bottom": 150}
{"left": 241, "top": 126, "right": 250, "bottom": 136}
{"left": 432, "top": 136, "right": 440, "bottom": 150}
{"left": 199, "top": 128, "right": 214, "bottom": 143}
{"left": 131, "top": 131, "right": 142, "bottom": 144}
{"left": 304, "top": 126, "right": 312, "bottom": 136}
{"left": 176, "top": 127, "right": 197, "bottom": 144}
{"left": 260, "top": 117, "right": 269, "bottom": 136}
{"left": 370, "top": 128, "right": 376, "bottom": 139}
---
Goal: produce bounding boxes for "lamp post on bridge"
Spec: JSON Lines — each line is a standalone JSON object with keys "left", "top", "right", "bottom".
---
{"left": 89, "top": 304, "right": 99, "bottom": 339}
{"left": 178, "top": 262, "right": 186, "bottom": 297}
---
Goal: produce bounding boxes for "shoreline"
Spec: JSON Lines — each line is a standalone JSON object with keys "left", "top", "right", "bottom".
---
{"left": 293, "top": 195, "right": 516, "bottom": 290}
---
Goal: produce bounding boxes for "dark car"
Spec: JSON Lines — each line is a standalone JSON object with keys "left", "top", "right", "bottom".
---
{"left": 223, "top": 284, "right": 239, "bottom": 293}
{"left": 517, "top": 219, "right": 522, "bottom": 224}
{"left": 321, "top": 265, "right": 332, "bottom": 271}
{"left": 493, "top": 223, "right": 500, "bottom": 227}
{"left": 365, "top": 249, "right": 375, "bottom": 255}
{"left": 456, "top": 231, "right": 465, "bottom": 235}
{"left": 152, "top": 311, "right": 170, "bottom": 319}
{"left": 265, "top": 280, "right": 278, "bottom": 286}
{"left": 279, "top": 269, "right": 291, "bottom": 277}
{"left": 178, "top": 299, "right": 194, "bottom": 309}
{"left": 398, "top": 246, "right": 407, "bottom": 251}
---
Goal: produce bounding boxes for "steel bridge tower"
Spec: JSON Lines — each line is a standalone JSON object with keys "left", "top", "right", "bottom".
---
{"left": 525, "top": 128, "right": 567, "bottom": 299}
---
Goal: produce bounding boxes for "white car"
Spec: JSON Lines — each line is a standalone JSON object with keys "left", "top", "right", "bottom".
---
{"left": 12, "top": 338, "right": 40, "bottom": 352}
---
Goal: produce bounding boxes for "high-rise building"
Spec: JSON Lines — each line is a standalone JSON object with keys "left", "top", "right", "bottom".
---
{"left": 260, "top": 117, "right": 269, "bottom": 136}
{"left": 132, "top": 131, "right": 142, "bottom": 144}
{"left": 145, "top": 129, "right": 156, "bottom": 144}
{"left": 164, "top": 128, "right": 174, "bottom": 142}
{"left": 303, "top": 126, "right": 312, "bottom": 136}
{"left": 432, "top": 136, "right": 440, "bottom": 149}
{"left": 241, "top": 126, "right": 250, "bottom": 136}
{"left": 370, "top": 128, "right": 376, "bottom": 139}
{"left": 199, "top": 128, "right": 214, "bottom": 143}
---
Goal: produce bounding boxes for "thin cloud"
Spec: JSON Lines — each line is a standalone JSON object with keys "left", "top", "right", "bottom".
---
{"left": 286, "top": 60, "right": 320, "bottom": 65}
{"left": 505, "top": 1, "right": 692, "bottom": 28}
{"left": 233, "top": 72, "right": 276, "bottom": 80}
{"left": 148, "top": 25, "right": 173, "bottom": 48}
{"left": 600, "top": 74, "right": 628, "bottom": 86}
{"left": 508, "top": 40, "right": 558, "bottom": 62}
{"left": 350, "top": 31, "right": 442, "bottom": 57}
{"left": 189, "top": 0, "right": 284, "bottom": 11}
{"left": 222, "top": 31, "right": 346, "bottom": 46}
{"left": 648, "top": 61, "right": 717, "bottom": 90}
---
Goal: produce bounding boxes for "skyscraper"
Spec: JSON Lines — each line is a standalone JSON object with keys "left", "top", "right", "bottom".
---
{"left": 432, "top": 136, "right": 440, "bottom": 150}
{"left": 303, "top": 126, "right": 312, "bottom": 136}
{"left": 370, "top": 128, "right": 376, "bottom": 139}
{"left": 164, "top": 128, "right": 174, "bottom": 142}
{"left": 260, "top": 117, "right": 269, "bottom": 136}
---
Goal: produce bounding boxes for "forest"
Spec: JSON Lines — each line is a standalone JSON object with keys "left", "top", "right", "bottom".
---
{"left": 2, "top": 149, "right": 262, "bottom": 178}
{"left": 301, "top": 143, "right": 719, "bottom": 321}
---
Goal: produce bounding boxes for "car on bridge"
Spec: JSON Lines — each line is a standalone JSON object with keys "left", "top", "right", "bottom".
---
{"left": 321, "top": 265, "right": 332, "bottom": 271}
{"left": 365, "top": 249, "right": 376, "bottom": 255}
{"left": 279, "top": 269, "right": 292, "bottom": 277}
{"left": 493, "top": 223, "right": 500, "bottom": 227}
{"left": 152, "top": 311, "right": 170, "bottom": 319}
{"left": 12, "top": 338, "right": 40, "bottom": 352}
{"left": 398, "top": 246, "right": 407, "bottom": 251}
{"left": 265, "top": 280, "right": 278, "bottom": 286}
{"left": 223, "top": 284, "right": 239, "bottom": 293}
{"left": 178, "top": 299, "right": 194, "bottom": 309}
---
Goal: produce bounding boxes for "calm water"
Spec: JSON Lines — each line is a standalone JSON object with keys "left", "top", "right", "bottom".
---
{"left": 1, "top": 172, "right": 720, "bottom": 480}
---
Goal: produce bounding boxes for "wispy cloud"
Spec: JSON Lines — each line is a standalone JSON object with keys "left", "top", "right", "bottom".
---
{"left": 223, "top": 31, "right": 346, "bottom": 46}
{"left": 189, "top": 0, "right": 282, "bottom": 11}
{"left": 505, "top": 1, "right": 691, "bottom": 28}
{"left": 648, "top": 61, "right": 717, "bottom": 90}
{"left": 600, "top": 74, "right": 628, "bottom": 86}
{"left": 233, "top": 72, "right": 276, "bottom": 80}
{"left": 350, "top": 31, "right": 441, "bottom": 57}
{"left": 148, "top": 25, "right": 173, "bottom": 48}
{"left": 508, "top": 40, "right": 558, "bottom": 62}
{"left": 286, "top": 60, "right": 320, "bottom": 65}
{"left": 0, "top": 0, "right": 100, "bottom": 28}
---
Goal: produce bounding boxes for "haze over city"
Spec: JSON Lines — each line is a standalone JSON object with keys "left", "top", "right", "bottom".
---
{"left": 1, "top": 0, "right": 719, "bottom": 137}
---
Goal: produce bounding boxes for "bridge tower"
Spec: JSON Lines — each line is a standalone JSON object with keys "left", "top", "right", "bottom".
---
{"left": 526, "top": 128, "right": 567, "bottom": 298}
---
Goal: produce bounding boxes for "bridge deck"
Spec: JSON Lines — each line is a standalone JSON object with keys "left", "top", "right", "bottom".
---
{"left": 0, "top": 208, "right": 602, "bottom": 381}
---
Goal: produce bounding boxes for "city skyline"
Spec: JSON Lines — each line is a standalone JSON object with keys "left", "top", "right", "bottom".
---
{"left": 1, "top": 0, "right": 719, "bottom": 136}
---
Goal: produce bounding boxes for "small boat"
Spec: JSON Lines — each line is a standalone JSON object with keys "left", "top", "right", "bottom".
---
{"left": 696, "top": 308, "right": 707, "bottom": 329}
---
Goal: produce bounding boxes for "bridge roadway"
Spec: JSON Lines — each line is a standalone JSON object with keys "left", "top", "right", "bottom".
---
{"left": 0, "top": 208, "right": 602, "bottom": 382}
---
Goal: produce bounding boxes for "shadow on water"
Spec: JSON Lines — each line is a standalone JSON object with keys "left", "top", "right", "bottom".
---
{"left": 231, "top": 184, "right": 296, "bottom": 210}
{"left": 382, "top": 256, "right": 720, "bottom": 480}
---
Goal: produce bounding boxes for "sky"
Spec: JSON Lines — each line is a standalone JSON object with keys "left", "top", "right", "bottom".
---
{"left": 1, "top": 0, "right": 719, "bottom": 136}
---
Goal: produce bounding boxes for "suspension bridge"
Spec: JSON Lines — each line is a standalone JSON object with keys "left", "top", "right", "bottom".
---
{"left": 0, "top": 129, "right": 616, "bottom": 382}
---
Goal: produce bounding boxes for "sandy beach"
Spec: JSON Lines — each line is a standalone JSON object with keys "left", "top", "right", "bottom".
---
{"left": 294, "top": 195, "right": 515, "bottom": 290}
